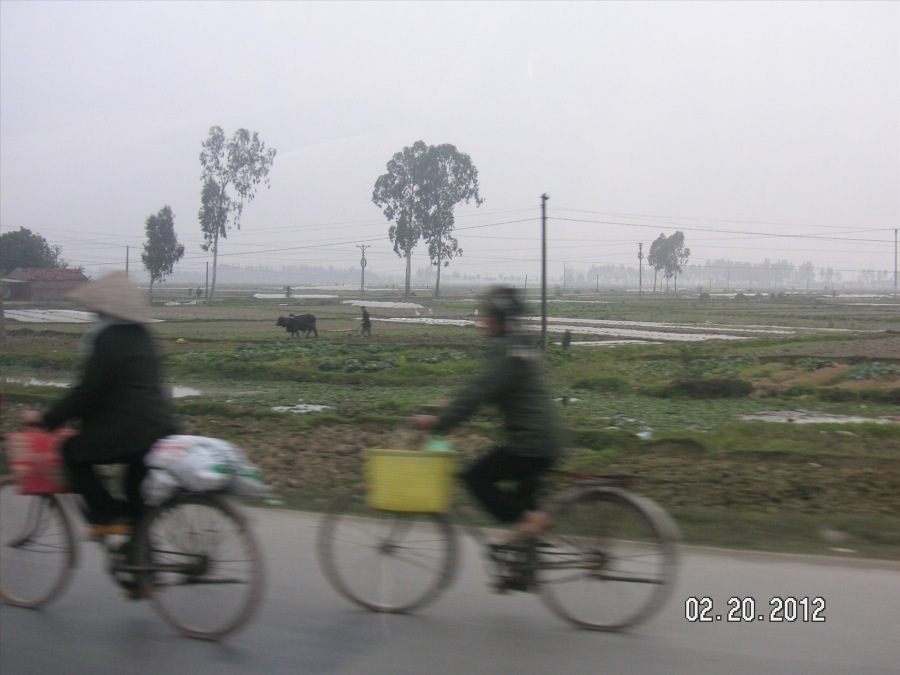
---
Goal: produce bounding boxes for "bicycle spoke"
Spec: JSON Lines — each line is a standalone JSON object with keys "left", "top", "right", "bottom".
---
{"left": 137, "top": 494, "right": 263, "bottom": 640}
{"left": 317, "top": 486, "right": 456, "bottom": 613}
{"left": 539, "top": 487, "right": 677, "bottom": 631}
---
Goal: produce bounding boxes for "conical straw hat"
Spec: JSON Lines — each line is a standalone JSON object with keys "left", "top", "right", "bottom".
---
{"left": 67, "top": 271, "right": 152, "bottom": 323}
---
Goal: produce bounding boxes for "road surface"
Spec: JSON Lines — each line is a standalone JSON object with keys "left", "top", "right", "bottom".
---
{"left": 2, "top": 506, "right": 898, "bottom": 674}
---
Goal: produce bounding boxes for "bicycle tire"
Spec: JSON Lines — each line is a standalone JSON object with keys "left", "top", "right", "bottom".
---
{"left": 0, "top": 475, "right": 76, "bottom": 608}
{"left": 538, "top": 486, "right": 678, "bottom": 631}
{"left": 134, "top": 492, "right": 264, "bottom": 640}
{"left": 317, "top": 485, "right": 458, "bottom": 613}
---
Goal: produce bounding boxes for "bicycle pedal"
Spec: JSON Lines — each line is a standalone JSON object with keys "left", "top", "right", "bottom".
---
{"left": 497, "top": 575, "right": 532, "bottom": 592}
{"left": 123, "top": 586, "right": 151, "bottom": 601}
{"left": 489, "top": 543, "right": 530, "bottom": 562}
{"left": 491, "top": 581, "right": 511, "bottom": 595}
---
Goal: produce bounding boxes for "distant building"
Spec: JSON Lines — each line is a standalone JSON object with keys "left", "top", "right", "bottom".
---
{"left": 2, "top": 268, "right": 89, "bottom": 301}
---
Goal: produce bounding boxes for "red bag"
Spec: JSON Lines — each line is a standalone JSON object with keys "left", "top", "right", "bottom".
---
{"left": 5, "top": 429, "right": 75, "bottom": 495}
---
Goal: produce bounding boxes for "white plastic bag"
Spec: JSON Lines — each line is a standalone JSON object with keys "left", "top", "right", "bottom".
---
{"left": 142, "top": 468, "right": 180, "bottom": 506}
{"left": 143, "top": 435, "right": 274, "bottom": 500}
{"left": 144, "top": 435, "right": 231, "bottom": 491}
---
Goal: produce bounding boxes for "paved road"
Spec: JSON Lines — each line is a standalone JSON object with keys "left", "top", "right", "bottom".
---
{"left": 2, "top": 506, "right": 898, "bottom": 674}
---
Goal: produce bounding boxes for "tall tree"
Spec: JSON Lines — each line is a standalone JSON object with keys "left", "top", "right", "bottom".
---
{"left": 372, "top": 141, "right": 430, "bottom": 296}
{"left": 798, "top": 261, "right": 815, "bottom": 290}
{"left": 0, "top": 226, "right": 69, "bottom": 274}
{"left": 647, "top": 234, "right": 667, "bottom": 292}
{"left": 198, "top": 126, "right": 276, "bottom": 302}
{"left": 418, "top": 143, "right": 482, "bottom": 298}
{"left": 141, "top": 205, "right": 184, "bottom": 300}
{"left": 664, "top": 231, "right": 690, "bottom": 292}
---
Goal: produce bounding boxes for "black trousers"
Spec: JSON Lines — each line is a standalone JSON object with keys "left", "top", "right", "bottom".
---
{"left": 461, "top": 446, "right": 555, "bottom": 524}
{"left": 61, "top": 435, "right": 148, "bottom": 525}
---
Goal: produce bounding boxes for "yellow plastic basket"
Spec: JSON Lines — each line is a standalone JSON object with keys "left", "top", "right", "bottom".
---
{"left": 365, "top": 448, "right": 457, "bottom": 513}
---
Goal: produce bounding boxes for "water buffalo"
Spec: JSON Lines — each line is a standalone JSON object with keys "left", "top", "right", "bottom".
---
{"left": 276, "top": 314, "right": 318, "bottom": 338}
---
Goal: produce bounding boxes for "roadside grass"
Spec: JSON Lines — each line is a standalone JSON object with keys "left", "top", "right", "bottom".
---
{"left": 670, "top": 509, "right": 900, "bottom": 559}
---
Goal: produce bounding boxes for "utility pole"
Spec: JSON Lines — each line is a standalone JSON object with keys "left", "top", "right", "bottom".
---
{"left": 638, "top": 243, "right": 643, "bottom": 296}
{"left": 357, "top": 245, "right": 370, "bottom": 294}
{"left": 894, "top": 228, "right": 897, "bottom": 299}
{"left": 125, "top": 246, "right": 129, "bottom": 278}
{"left": 541, "top": 193, "right": 549, "bottom": 352}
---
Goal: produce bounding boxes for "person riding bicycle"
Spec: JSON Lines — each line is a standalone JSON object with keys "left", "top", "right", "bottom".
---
{"left": 411, "top": 285, "right": 565, "bottom": 539}
{"left": 20, "top": 271, "right": 178, "bottom": 538}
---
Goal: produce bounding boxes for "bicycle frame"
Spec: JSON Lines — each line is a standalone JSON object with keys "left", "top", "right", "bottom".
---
{"left": 2, "top": 474, "right": 266, "bottom": 639}
{"left": 447, "top": 469, "right": 637, "bottom": 537}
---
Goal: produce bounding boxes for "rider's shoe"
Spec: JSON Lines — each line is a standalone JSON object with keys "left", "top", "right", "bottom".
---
{"left": 123, "top": 585, "right": 150, "bottom": 601}
{"left": 489, "top": 543, "right": 537, "bottom": 592}
{"left": 122, "top": 574, "right": 165, "bottom": 600}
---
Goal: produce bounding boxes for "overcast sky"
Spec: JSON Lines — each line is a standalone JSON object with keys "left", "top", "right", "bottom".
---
{"left": 1, "top": 1, "right": 897, "bottom": 284}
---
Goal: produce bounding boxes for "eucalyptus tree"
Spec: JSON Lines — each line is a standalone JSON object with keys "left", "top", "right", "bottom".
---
{"left": 647, "top": 234, "right": 667, "bottom": 292}
{"left": 664, "top": 231, "right": 690, "bottom": 292}
{"left": 798, "top": 261, "right": 815, "bottom": 290}
{"left": 418, "top": 143, "right": 483, "bottom": 298}
{"left": 141, "top": 205, "right": 184, "bottom": 300}
{"left": 373, "top": 141, "right": 482, "bottom": 297}
{"left": 372, "top": 141, "right": 430, "bottom": 296}
{"left": 198, "top": 126, "right": 276, "bottom": 302}
{"left": 647, "top": 231, "right": 690, "bottom": 292}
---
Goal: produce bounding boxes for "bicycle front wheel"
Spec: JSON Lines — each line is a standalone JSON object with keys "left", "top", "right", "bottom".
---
{"left": 538, "top": 487, "right": 678, "bottom": 631}
{"left": 317, "top": 485, "right": 457, "bottom": 613}
{"left": 0, "top": 475, "right": 76, "bottom": 608}
{"left": 135, "top": 493, "right": 264, "bottom": 640}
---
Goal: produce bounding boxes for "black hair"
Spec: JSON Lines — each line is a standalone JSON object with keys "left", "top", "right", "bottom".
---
{"left": 482, "top": 285, "right": 525, "bottom": 328}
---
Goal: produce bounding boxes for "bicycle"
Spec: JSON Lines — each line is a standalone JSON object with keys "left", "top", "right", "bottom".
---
{"left": 316, "top": 448, "right": 680, "bottom": 632}
{"left": 0, "top": 468, "right": 265, "bottom": 640}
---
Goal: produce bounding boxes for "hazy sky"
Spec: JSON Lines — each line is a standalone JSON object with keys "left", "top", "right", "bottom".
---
{"left": 1, "top": 1, "right": 897, "bottom": 283}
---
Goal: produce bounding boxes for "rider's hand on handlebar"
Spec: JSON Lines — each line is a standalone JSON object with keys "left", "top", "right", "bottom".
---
{"left": 20, "top": 410, "right": 44, "bottom": 427}
{"left": 409, "top": 415, "right": 438, "bottom": 431}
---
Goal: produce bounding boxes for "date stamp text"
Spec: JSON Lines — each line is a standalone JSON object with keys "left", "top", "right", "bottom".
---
{"left": 684, "top": 596, "right": 826, "bottom": 623}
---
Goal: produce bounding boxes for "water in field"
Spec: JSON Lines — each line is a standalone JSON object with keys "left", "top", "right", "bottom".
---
{"left": 3, "top": 309, "right": 97, "bottom": 323}
{"left": 4, "top": 377, "right": 201, "bottom": 400}
{"left": 740, "top": 411, "right": 899, "bottom": 424}
{"left": 342, "top": 300, "right": 426, "bottom": 310}
{"left": 253, "top": 293, "right": 338, "bottom": 299}
{"left": 271, "top": 402, "right": 332, "bottom": 414}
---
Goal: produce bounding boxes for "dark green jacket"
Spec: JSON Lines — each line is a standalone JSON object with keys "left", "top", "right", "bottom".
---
{"left": 43, "top": 322, "right": 178, "bottom": 462}
{"left": 435, "top": 333, "right": 565, "bottom": 458}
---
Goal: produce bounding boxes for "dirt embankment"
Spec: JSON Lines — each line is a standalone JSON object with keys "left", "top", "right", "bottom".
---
{"left": 3, "top": 402, "right": 896, "bottom": 519}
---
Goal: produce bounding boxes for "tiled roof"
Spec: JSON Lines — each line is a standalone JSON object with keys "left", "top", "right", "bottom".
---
{"left": 7, "top": 268, "right": 89, "bottom": 282}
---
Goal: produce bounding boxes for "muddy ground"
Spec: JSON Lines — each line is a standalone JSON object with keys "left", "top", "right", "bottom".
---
{"left": 2, "top": 393, "right": 897, "bottom": 520}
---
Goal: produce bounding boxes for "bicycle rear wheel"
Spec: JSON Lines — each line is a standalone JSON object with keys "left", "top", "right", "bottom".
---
{"left": 317, "top": 485, "right": 457, "bottom": 613}
{"left": 0, "top": 475, "right": 76, "bottom": 608}
{"left": 538, "top": 486, "right": 678, "bottom": 631}
{"left": 134, "top": 492, "right": 264, "bottom": 640}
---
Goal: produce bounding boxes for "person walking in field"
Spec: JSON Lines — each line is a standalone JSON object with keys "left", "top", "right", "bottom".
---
{"left": 360, "top": 306, "right": 372, "bottom": 337}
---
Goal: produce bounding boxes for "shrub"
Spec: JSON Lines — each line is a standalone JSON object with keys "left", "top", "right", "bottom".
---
{"left": 572, "top": 376, "right": 626, "bottom": 392}
{"left": 649, "top": 378, "right": 753, "bottom": 399}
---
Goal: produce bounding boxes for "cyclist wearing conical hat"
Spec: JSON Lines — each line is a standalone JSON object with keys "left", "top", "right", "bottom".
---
{"left": 21, "top": 271, "right": 178, "bottom": 537}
